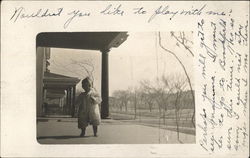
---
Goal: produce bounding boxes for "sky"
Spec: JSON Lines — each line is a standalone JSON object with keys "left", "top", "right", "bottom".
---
{"left": 49, "top": 32, "right": 194, "bottom": 96}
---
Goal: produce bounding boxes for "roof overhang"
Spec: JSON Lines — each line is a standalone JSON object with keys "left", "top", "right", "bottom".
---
{"left": 36, "top": 32, "right": 129, "bottom": 51}
{"left": 43, "top": 72, "right": 80, "bottom": 90}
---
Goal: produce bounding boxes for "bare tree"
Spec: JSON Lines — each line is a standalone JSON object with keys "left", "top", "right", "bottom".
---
{"left": 140, "top": 80, "right": 155, "bottom": 112}
{"left": 133, "top": 89, "right": 138, "bottom": 119}
{"left": 49, "top": 54, "right": 95, "bottom": 79}
{"left": 160, "top": 75, "right": 176, "bottom": 126}
{"left": 158, "top": 32, "right": 195, "bottom": 128}
{"left": 139, "top": 79, "right": 165, "bottom": 114}
{"left": 112, "top": 90, "right": 130, "bottom": 112}
{"left": 170, "top": 31, "right": 194, "bottom": 57}
{"left": 109, "top": 96, "right": 119, "bottom": 112}
{"left": 170, "top": 75, "right": 187, "bottom": 143}
{"left": 69, "top": 59, "right": 95, "bottom": 81}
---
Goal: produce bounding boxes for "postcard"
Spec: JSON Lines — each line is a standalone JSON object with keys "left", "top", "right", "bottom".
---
{"left": 1, "top": 1, "right": 249, "bottom": 157}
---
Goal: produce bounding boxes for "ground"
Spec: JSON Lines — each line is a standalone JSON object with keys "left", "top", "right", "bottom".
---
{"left": 37, "top": 116, "right": 195, "bottom": 144}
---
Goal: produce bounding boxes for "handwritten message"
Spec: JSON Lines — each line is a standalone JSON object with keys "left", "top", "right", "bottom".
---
{"left": 9, "top": 4, "right": 232, "bottom": 29}
{"left": 5, "top": 2, "right": 249, "bottom": 156}
{"left": 197, "top": 14, "right": 249, "bottom": 154}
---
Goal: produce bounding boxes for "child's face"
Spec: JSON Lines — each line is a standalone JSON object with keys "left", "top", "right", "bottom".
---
{"left": 82, "top": 80, "right": 92, "bottom": 92}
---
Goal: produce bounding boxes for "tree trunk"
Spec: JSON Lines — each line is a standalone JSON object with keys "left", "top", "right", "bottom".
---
{"left": 125, "top": 103, "right": 128, "bottom": 112}
{"left": 163, "top": 105, "right": 166, "bottom": 125}
{"left": 134, "top": 93, "right": 137, "bottom": 119}
{"left": 159, "top": 32, "right": 195, "bottom": 128}
{"left": 148, "top": 102, "right": 152, "bottom": 112}
{"left": 120, "top": 102, "right": 122, "bottom": 111}
{"left": 174, "top": 93, "right": 180, "bottom": 142}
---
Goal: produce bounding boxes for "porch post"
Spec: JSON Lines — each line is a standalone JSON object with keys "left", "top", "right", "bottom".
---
{"left": 101, "top": 49, "right": 110, "bottom": 119}
{"left": 42, "top": 88, "right": 47, "bottom": 115}
{"left": 71, "top": 85, "right": 76, "bottom": 117}
{"left": 69, "top": 87, "right": 72, "bottom": 114}
{"left": 66, "top": 88, "right": 70, "bottom": 114}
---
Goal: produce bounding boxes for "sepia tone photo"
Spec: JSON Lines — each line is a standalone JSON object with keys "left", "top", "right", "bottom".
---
{"left": 36, "top": 32, "right": 195, "bottom": 144}
{"left": 1, "top": 0, "right": 249, "bottom": 157}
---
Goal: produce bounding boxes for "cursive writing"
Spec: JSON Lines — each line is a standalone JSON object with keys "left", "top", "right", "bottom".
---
{"left": 197, "top": 12, "right": 248, "bottom": 155}
{"left": 133, "top": 7, "right": 147, "bottom": 14}
{"left": 198, "top": 20, "right": 218, "bottom": 62}
{"left": 210, "top": 135, "right": 223, "bottom": 152}
{"left": 199, "top": 53, "right": 206, "bottom": 79}
{"left": 211, "top": 22, "right": 217, "bottom": 51}
{"left": 218, "top": 19, "right": 227, "bottom": 71}
{"left": 220, "top": 97, "right": 239, "bottom": 119}
{"left": 64, "top": 10, "right": 90, "bottom": 29}
{"left": 235, "top": 52, "right": 242, "bottom": 73}
{"left": 234, "top": 77, "right": 241, "bottom": 106}
{"left": 241, "top": 123, "right": 248, "bottom": 147}
{"left": 227, "top": 127, "right": 232, "bottom": 150}
{"left": 180, "top": 4, "right": 206, "bottom": 16}
{"left": 227, "top": 66, "right": 233, "bottom": 91}
{"left": 100, "top": 4, "right": 124, "bottom": 16}
{"left": 148, "top": 5, "right": 178, "bottom": 22}
{"left": 206, "top": 10, "right": 226, "bottom": 16}
{"left": 148, "top": 4, "right": 209, "bottom": 23}
{"left": 10, "top": 7, "right": 63, "bottom": 22}
{"left": 241, "top": 90, "right": 248, "bottom": 116}
{"left": 198, "top": 109, "right": 208, "bottom": 151}
{"left": 243, "top": 54, "right": 248, "bottom": 73}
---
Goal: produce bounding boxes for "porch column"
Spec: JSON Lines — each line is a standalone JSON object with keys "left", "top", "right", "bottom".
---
{"left": 101, "top": 49, "right": 110, "bottom": 119}
{"left": 42, "top": 88, "right": 47, "bottom": 115}
{"left": 69, "top": 87, "right": 72, "bottom": 114}
{"left": 71, "top": 85, "right": 76, "bottom": 117}
{"left": 66, "top": 88, "right": 70, "bottom": 114}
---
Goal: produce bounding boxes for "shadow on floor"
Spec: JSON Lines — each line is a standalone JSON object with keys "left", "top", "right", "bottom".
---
{"left": 37, "top": 135, "right": 92, "bottom": 140}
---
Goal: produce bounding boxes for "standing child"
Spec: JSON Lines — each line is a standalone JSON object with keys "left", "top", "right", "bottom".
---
{"left": 76, "top": 77, "right": 102, "bottom": 137}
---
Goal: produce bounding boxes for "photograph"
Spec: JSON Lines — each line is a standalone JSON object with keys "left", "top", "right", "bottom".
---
{"left": 1, "top": 1, "right": 249, "bottom": 157}
{"left": 36, "top": 32, "right": 196, "bottom": 144}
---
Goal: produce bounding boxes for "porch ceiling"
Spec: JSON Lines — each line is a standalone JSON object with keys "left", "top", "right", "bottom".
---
{"left": 36, "top": 32, "right": 129, "bottom": 51}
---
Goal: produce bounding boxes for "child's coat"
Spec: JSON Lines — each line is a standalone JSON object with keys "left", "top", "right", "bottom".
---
{"left": 77, "top": 88, "right": 102, "bottom": 128}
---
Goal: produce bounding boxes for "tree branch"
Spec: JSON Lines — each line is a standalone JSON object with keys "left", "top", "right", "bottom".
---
{"left": 170, "top": 31, "right": 194, "bottom": 57}
{"left": 158, "top": 32, "right": 196, "bottom": 128}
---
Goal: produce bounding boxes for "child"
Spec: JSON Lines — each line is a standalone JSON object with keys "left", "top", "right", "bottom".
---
{"left": 76, "top": 77, "right": 102, "bottom": 137}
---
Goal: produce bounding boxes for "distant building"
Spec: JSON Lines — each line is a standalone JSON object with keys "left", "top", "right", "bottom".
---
{"left": 36, "top": 47, "right": 80, "bottom": 117}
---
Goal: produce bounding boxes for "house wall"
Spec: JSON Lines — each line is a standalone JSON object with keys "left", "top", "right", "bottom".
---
{"left": 36, "top": 47, "right": 50, "bottom": 117}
